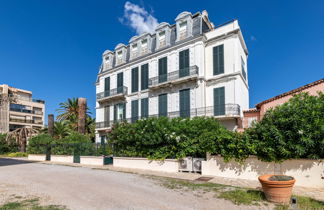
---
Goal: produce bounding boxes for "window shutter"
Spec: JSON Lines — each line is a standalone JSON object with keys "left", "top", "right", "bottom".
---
{"left": 122, "top": 103, "right": 126, "bottom": 120}
{"left": 158, "top": 94, "right": 167, "bottom": 117}
{"left": 141, "top": 64, "right": 148, "bottom": 90}
{"left": 214, "top": 87, "right": 225, "bottom": 116}
{"left": 117, "top": 72, "right": 123, "bottom": 94}
{"left": 131, "top": 100, "right": 138, "bottom": 122}
{"left": 180, "top": 89, "right": 190, "bottom": 118}
{"left": 213, "top": 45, "right": 224, "bottom": 75}
{"left": 132, "top": 67, "right": 139, "bottom": 93}
{"left": 114, "top": 104, "right": 117, "bottom": 121}
{"left": 179, "top": 49, "right": 189, "bottom": 77}
{"left": 158, "top": 57, "right": 167, "bottom": 83}
{"left": 104, "top": 106, "right": 110, "bottom": 122}
{"left": 104, "top": 77, "right": 110, "bottom": 97}
{"left": 141, "top": 98, "right": 149, "bottom": 118}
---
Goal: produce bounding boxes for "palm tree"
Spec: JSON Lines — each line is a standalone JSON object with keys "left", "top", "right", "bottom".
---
{"left": 6, "top": 127, "right": 39, "bottom": 152}
{"left": 54, "top": 121, "right": 71, "bottom": 139}
{"left": 56, "top": 98, "right": 91, "bottom": 122}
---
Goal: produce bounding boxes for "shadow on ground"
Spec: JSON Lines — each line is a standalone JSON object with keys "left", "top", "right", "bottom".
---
{"left": 0, "top": 158, "right": 34, "bottom": 167}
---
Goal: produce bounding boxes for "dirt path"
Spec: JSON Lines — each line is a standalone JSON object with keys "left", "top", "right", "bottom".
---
{"left": 0, "top": 158, "right": 272, "bottom": 210}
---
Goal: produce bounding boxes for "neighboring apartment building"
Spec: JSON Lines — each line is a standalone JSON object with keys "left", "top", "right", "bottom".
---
{"left": 242, "top": 78, "right": 324, "bottom": 129}
{"left": 95, "top": 11, "right": 249, "bottom": 142}
{"left": 0, "top": 84, "right": 45, "bottom": 133}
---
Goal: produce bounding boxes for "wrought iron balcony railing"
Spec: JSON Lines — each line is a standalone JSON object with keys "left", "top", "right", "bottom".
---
{"left": 96, "top": 86, "right": 128, "bottom": 101}
{"left": 148, "top": 66, "right": 199, "bottom": 88}
{"left": 96, "top": 104, "right": 240, "bottom": 129}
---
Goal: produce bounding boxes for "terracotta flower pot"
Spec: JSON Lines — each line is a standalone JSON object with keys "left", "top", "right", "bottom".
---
{"left": 258, "top": 174, "right": 295, "bottom": 204}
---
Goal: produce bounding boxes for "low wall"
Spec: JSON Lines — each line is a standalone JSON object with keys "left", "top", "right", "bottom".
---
{"left": 113, "top": 157, "right": 179, "bottom": 173}
{"left": 50, "top": 155, "right": 74, "bottom": 163}
{"left": 202, "top": 156, "right": 324, "bottom": 188}
{"left": 80, "top": 156, "right": 105, "bottom": 166}
{"left": 28, "top": 154, "right": 47, "bottom": 161}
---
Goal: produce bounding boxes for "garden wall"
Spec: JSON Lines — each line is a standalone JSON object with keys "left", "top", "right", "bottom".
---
{"left": 202, "top": 155, "right": 324, "bottom": 188}
{"left": 113, "top": 157, "right": 179, "bottom": 173}
{"left": 28, "top": 154, "right": 47, "bottom": 161}
{"left": 50, "top": 155, "right": 74, "bottom": 163}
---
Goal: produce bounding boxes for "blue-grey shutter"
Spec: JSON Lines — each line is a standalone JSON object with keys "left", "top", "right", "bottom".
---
{"left": 117, "top": 72, "right": 123, "bottom": 93}
{"left": 132, "top": 67, "right": 139, "bottom": 93}
{"left": 122, "top": 103, "right": 126, "bottom": 120}
{"left": 213, "top": 45, "right": 224, "bottom": 75}
{"left": 214, "top": 87, "right": 225, "bottom": 116}
{"left": 141, "top": 64, "right": 149, "bottom": 90}
{"left": 179, "top": 49, "right": 189, "bottom": 77}
{"left": 141, "top": 98, "right": 149, "bottom": 118}
{"left": 113, "top": 104, "right": 117, "bottom": 121}
{"left": 131, "top": 100, "right": 138, "bottom": 122}
{"left": 104, "top": 106, "right": 110, "bottom": 124}
{"left": 158, "top": 57, "right": 167, "bottom": 83}
{"left": 104, "top": 77, "right": 110, "bottom": 97}
{"left": 180, "top": 89, "right": 190, "bottom": 118}
{"left": 158, "top": 94, "right": 167, "bottom": 117}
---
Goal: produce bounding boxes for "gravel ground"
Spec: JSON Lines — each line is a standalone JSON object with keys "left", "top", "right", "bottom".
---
{"left": 0, "top": 158, "right": 272, "bottom": 210}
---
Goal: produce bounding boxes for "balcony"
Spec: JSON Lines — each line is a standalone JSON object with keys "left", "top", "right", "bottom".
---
{"left": 10, "top": 118, "right": 43, "bottom": 125}
{"left": 95, "top": 104, "right": 240, "bottom": 129}
{"left": 148, "top": 66, "right": 199, "bottom": 89}
{"left": 9, "top": 95, "right": 45, "bottom": 104}
{"left": 10, "top": 108, "right": 43, "bottom": 115}
{"left": 96, "top": 86, "right": 128, "bottom": 103}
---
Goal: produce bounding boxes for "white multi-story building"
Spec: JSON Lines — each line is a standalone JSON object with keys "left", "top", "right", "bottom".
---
{"left": 95, "top": 11, "right": 249, "bottom": 143}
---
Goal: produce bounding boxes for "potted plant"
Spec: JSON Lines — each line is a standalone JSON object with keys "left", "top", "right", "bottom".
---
{"left": 258, "top": 175, "right": 295, "bottom": 203}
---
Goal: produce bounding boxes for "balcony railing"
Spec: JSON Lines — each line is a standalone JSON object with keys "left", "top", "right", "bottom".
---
{"left": 8, "top": 95, "right": 45, "bottom": 104}
{"left": 96, "top": 86, "right": 128, "bottom": 102}
{"left": 10, "top": 108, "right": 43, "bottom": 115}
{"left": 10, "top": 118, "right": 43, "bottom": 125}
{"left": 148, "top": 66, "right": 199, "bottom": 88}
{"left": 96, "top": 104, "right": 240, "bottom": 129}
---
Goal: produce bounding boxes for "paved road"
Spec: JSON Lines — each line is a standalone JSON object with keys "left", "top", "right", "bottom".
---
{"left": 0, "top": 158, "right": 268, "bottom": 210}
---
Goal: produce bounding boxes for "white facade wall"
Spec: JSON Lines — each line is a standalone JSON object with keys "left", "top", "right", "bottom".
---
{"left": 95, "top": 18, "right": 249, "bottom": 142}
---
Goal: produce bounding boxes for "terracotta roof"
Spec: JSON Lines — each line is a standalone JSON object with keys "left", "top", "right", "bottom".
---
{"left": 256, "top": 78, "right": 324, "bottom": 108}
{"left": 243, "top": 108, "right": 259, "bottom": 113}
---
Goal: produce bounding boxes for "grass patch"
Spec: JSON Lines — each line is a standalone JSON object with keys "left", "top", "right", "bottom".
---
{"left": 218, "top": 189, "right": 266, "bottom": 205}
{"left": 275, "top": 195, "right": 324, "bottom": 210}
{"left": 0, "top": 198, "right": 66, "bottom": 210}
{"left": 7, "top": 152, "right": 28, "bottom": 157}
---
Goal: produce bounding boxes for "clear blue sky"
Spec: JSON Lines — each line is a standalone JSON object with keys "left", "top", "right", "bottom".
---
{"left": 1, "top": 0, "right": 323, "bottom": 123}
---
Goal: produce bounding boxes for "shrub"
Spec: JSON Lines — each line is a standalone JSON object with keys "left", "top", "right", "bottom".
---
{"left": 27, "top": 134, "right": 54, "bottom": 154}
{"left": 7, "top": 152, "right": 28, "bottom": 157}
{"left": 0, "top": 133, "right": 19, "bottom": 154}
{"left": 245, "top": 92, "right": 324, "bottom": 162}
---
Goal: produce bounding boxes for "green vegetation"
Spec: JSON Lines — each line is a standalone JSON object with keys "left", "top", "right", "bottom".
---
{"left": 27, "top": 134, "right": 54, "bottom": 154}
{"left": 218, "top": 189, "right": 266, "bottom": 205}
{"left": 0, "top": 198, "right": 66, "bottom": 210}
{"left": 6, "top": 152, "right": 28, "bottom": 157}
{"left": 0, "top": 133, "right": 19, "bottom": 154}
{"left": 275, "top": 196, "right": 324, "bottom": 210}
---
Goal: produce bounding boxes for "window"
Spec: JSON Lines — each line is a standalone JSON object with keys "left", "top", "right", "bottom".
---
{"left": 214, "top": 87, "right": 225, "bottom": 116}
{"left": 158, "top": 31, "right": 166, "bottom": 47}
{"left": 179, "top": 89, "right": 190, "bottom": 118}
{"left": 117, "top": 51, "right": 123, "bottom": 64}
{"left": 132, "top": 44, "right": 138, "bottom": 58}
{"left": 141, "top": 39, "right": 148, "bottom": 54}
{"left": 179, "top": 21, "right": 187, "bottom": 40}
{"left": 104, "top": 77, "right": 110, "bottom": 97}
{"left": 114, "top": 103, "right": 126, "bottom": 121}
{"left": 131, "top": 67, "right": 139, "bottom": 93}
{"left": 179, "top": 49, "right": 189, "bottom": 77}
{"left": 158, "top": 57, "right": 168, "bottom": 83}
{"left": 141, "top": 64, "right": 149, "bottom": 90}
{"left": 104, "top": 105, "right": 110, "bottom": 123}
{"left": 158, "top": 94, "right": 168, "bottom": 117}
{"left": 213, "top": 45, "right": 224, "bottom": 75}
{"left": 141, "top": 98, "right": 149, "bottom": 118}
{"left": 104, "top": 56, "right": 109, "bottom": 63}
{"left": 241, "top": 57, "right": 247, "bottom": 80}
{"left": 131, "top": 100, "right": 139, "bottom": 123}
{"left": 117, "top": 72, "right": 123, "bottom": 94}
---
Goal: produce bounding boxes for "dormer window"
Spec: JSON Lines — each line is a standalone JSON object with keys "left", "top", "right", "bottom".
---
{"left": 102, "top": 50, "right": 113, "bottom": 70}
{"left": 117, "top": 51, "right": 123, "bottom": 64}
{"left": 158, "top": 31, "right": 166, "bottom": 48}
{"left": 104, "top": 56, "right": 109, "bottom": 63}
{"left": 132, "top": 43, "right": 138, "bottom": 59}
{"left": 179, "top": 21, "right": 187, "bottom": 40}
{"left": 141, "top": 39, "right": 148, "bottom": 55}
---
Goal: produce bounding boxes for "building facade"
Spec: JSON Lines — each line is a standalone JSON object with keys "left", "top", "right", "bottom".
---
{"left": 242, "top": 78, "right": 324, "bottom": 129}
{"left": 0, "top": 84, "right": 45, "bottom": 133}
{"left": 95, "top": 11, "right": 249, "bottom": 142}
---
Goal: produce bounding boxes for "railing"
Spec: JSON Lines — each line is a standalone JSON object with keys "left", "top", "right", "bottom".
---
{"left": 8, "top": 95, "right": 45, "bottom": 104}
{"left": 10, "top": 108, "right": 43, "bottom": 115}
{"left": 148, "top": 66, "right": 199, "bottom": 87}
{"left": 10, "top": 118, "right": 43, "bottom": 124}
{"left": 96, "top": 104, "right": 240, "bottom": 129}
{"left": 96, "top": 86, "right": 128, "bottom": 101}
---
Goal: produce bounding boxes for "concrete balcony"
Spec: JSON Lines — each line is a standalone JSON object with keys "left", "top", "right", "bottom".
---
{"left": 9, "top": 118, "right": 43, "bottom": 125}
{"left": 10, "top": 108, "right": 43, "bottom": 115}
{"left": 148, "top": 66, "right": 199, "bottom": 89}
{"left": 96, "top": 86, "right": 128, "bottom": 103}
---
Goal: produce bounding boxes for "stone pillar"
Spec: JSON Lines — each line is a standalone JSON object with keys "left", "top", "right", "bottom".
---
{"left": 48, "top": 114, "right": 54, "bottom": 137}
{"left": 78, "top": 98, "right": 87, "bottom": 134}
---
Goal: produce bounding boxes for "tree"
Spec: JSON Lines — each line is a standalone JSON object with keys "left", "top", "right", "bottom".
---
{"left": 6, "top": 127, "right": 39, "bottom": 152}
{"left": 56, "top": 98, "right": 80, "bottom": 122}
{"left": 54, "top": 121, "right": 70, "bottom": 139}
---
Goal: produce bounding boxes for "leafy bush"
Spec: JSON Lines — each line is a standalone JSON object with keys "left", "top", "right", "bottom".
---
{"left": 27, "top": 134, "right": 54, "bottom": 154}
{"left": 0, "top": 134, "right": 19, "bottom": 154}
{"left": 7, "top": 152, "right": 28, "bottom": 157}
{"left": 245, "top": 92, "right": 324, "bottom": 162}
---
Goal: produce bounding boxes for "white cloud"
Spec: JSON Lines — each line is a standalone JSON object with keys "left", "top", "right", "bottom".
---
{"left": 119, "top": 1, "right": 159, "bottom": 35}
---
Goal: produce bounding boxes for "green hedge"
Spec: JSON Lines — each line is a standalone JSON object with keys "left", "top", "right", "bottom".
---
{"left": 27, "top": 134, "right": 54, "bottom": 154}
{"left": 109, "top": 93, "right": 323, "bottom": 162}
{"left": 0, "top": 134, "right": 19, "bottom": 154}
